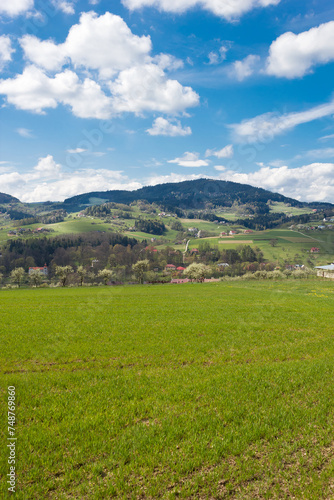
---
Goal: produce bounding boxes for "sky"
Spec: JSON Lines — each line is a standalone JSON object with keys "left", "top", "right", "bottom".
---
{"left": 0, "top": 0, "right": 334, "bottom": 203}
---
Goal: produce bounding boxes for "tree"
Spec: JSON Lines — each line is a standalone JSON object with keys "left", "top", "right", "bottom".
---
{"left": 10, "top": 267, "right": 25, "bottom": 288}
{"left": 132, "top": 259, "right": 149, "bottom": 284}
{"left": 98, "top": 269, "right": 114, "bottom": 285}
{"left": 55, "top": 265, "right": 73, "bottom": 287}
{"left": 0, "top": 272, "right": 3, "bottom": 284}
{"left": 184, "top": 263, "right": 209, "bottom": 282}
{"left": 29, "top": 270, "right": 42, "bottom": 287}
{"left": 77, "top": 266, "right": 87, "bottom": 286}
{"left": 269, "top": 239, "right": 278, "bottom": 247}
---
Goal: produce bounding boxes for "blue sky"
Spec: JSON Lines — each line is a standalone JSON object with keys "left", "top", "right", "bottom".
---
{"left": 0, "top": 0, "right": 334, "bottom": 202}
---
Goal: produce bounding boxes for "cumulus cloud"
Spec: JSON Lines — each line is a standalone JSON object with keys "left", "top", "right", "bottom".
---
{"left": 0, "top": 0, "right": 34, "bottom": 16}
{"left": 0, "top": 36, "right": 15, "bottom": 70}
{"left": 168, "top": 152, "right": 209, "bottom": 167}
{"left": 52, "top": 0, "right": 75, "bottom": 14}
{"left": 266, "top": 21, "right": 334, "bottom": 78}
{"left": 217, "top": 162, "right": 334, "bottom": 202}
{"left": 20, "top": 12, "right": 152, "bottom": 77}
{"left": 147, "top": 117, "right": 191, "bottom": 136}
{"left": 205, "top": 144, "right": 234, "bottom": 158}
{"left": 122, "top": 0, "right": 281, "bottom": 21}
{"left": 109, "top": 64, "right": 199, "bottom": 115}
{"left": 0, "top": 12, "right": 198, "bottom": 119}
{"left": 232, "top": 54, "right": 260, "bottom": 81}
{"left": 0, "top": 65, "right": 112, "bottom": 118}
{"left": 0, "top": 155, "right": 142, "bottom": 202}
{"left": 231, "top": 99, "right": 334, "bottom": 142}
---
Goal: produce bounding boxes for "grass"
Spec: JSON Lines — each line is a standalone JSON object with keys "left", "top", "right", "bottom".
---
{"left": 1, "top": 280, "right": 334, "bottom": 498}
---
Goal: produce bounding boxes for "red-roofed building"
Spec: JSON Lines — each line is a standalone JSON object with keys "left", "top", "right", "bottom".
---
{"left": 28, "top": 265, "right": 48, "bottom": 276}
{"left": 176, "top": 266, "right": 186, "bottom": 271}
{"left": 165, "top": 264, "right": 176, "bottom": 271}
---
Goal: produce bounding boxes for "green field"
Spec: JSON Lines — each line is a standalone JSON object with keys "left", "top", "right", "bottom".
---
{"left": 1, "top": 280, "right": 334, "bottom": 498}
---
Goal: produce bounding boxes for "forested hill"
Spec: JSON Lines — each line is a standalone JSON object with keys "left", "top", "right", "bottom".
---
{"left": 0, "top": 193, "right": 20, "bottom": 204}
{"left": 63, "top": 179, "right": 313, "bottom": 210}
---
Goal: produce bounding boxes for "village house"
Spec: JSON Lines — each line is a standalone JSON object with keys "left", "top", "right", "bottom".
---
{"left": 310, "top": 247, "right": 320, "bottom": 253}
{"left": 28, "top": 265, "right": 48, "bottom": 276}
{"left": 165, "top": 264, "right": 176, "bottom": 272}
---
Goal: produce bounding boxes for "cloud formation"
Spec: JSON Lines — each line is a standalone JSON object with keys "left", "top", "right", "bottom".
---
{"left": 0, "top": 155, "right": 141, "bottom": 202}
{"left": 217, "top": 162, "right": 334, "bottom": 201}
{"left": 266, "top": 21, "right": 334, "bottom": 78}
{"left": 122, "top": 0, "right": 281, "bottom": 21}
{"left": 0, "top": 36, "right": 14, "bottom": 70}
{"left": 206, "top": 144, "right": 233, "bottom": 158}
{"left": 232, "top": 54, "right": 260, "bottom": 81}
{"left": 147, "top": 117, "right": 191, "bottom": 136}
{"left": 0, "top": 0, "right": 33, "bottom": 16}
{"left": 168, "top": 151, "right": 209, "bottom": 167}
{"left": 231, "top": 99, "right": 334, "bottom": 142}
{"left": 0, "top": 12, "right": 199, "bottom": 119}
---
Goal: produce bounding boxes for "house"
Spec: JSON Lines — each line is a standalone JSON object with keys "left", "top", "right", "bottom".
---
{"left": 244, "top": 229, "right": 253, "bottom": 234}
{"left": 171, "top": 278, "right": 191, "bottom": 284}
{"left": 310, "top": 247, "right": 320, "bottom": 253}
{"left": 229, "top": 230, "right": 237, "bottom": 235}
{"left": 28, "top": 265, "right": 48, "bottom": 276}
{"left": 315, "top": 264, "right": 334, "bottom": 279}
{"left": 217, "top": 263, "right": 229, "bottom": 268}
{"left": 165, "top": 264, "right": 176, "bottom": 271}
{"left": 176, "top": 266, "right": 186, "bottom": 272}
{"left": 190, "top": 248, "right": 199, "bottom": 254}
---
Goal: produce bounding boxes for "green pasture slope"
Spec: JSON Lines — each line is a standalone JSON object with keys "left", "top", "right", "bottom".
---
{"left": 1, "top": 281, "right": 334, "bottom": 499}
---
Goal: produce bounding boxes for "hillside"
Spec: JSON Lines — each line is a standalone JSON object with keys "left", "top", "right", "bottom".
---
{"left": 0, "top": 192, "right": 20, "bottom": 204}
{"left": 63, "top": 178, "right": 326, "bottom": 210}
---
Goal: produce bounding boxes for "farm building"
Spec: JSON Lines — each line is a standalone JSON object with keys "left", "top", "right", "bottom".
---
{"left": 28, "top": 265, "right": 48, "bottom": 276}
{"left": 165, "top": 264, "right": 176, "bottom": 272}
{"left": 315, "top": 264, "right": 334, "bottom": 279}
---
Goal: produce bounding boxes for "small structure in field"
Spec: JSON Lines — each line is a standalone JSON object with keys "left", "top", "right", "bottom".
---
{"left": 315, "top": 264, "right": 334, "bottom": 279}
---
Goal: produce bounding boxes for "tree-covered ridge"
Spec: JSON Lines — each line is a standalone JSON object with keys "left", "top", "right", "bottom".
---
{"left": 0, "top": 193, "right": 20, "bottom": 204}
{"left": 63, "top": 179, "right": 319, "bottom": 210}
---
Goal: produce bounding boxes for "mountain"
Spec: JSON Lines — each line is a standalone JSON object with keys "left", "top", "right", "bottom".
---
{"left": 0, "top": 193, "right": 20, "bottom": 204}
{"left": 63, "top": 178, "right": 332, "bottom": 210}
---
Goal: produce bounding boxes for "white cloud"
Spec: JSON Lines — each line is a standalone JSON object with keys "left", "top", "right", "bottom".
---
{"left": 109, "top": 64, "right": 199, "bottom": 115}
{"left": 66, "top": 148, "right": 87, "bottom": 153}
{"left": 206, "top": 144, "right": 234, "bottom": 158}
{"left": 2, "top": 12, "right": 198, "bottom": 119}
{"left": 208, "top": 45, "right": 228, "bottom": 65}
{"left": 0, "top": 36, "right": 14, "bottom": 70}
{"left": 266, "top": 21, "right": 334, "bottom": 78}
{"left": 232, "top": 54, "right": 260, "bottom": 81}
{"left": 20, "top": 12, "right": 152, "bottom": 77}
{"left": 0, "top": 65, "right": 112, "bottom": 118}
{"left": 147, "top": 117, "right": 191, "bottom": 136}
{"left": 294, "top": 148, "right": 334, "bottom": 160}
{"left": 231, "top": 99, "right": 334, "bottom": 143}
{"left": 17, "top": 127, "right": 34, "bottom": 138}
{"left": 52, "top": 0, "right": 75, "bottom": 14}
{"left": 0, "top": 154, "right": 142, "bottom": 202}
{"left": 122, "top": 0, "right": 281, "bottom": 21}
{"left": 217, "top": 162, "right": 334, "bottom": 202}
{"left": 0, "top": 0, "right": 34, "bottom": 16}
{"left": 168, "top": 151, "right": 209, "bottom": 167}
{"left": 319, "top": 133, "right": 334, "bottom": 142}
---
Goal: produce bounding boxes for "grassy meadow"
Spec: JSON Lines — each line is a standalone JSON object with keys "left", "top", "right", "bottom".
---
{"left": 1, "top": 280, "right": 334, "bottom": 498}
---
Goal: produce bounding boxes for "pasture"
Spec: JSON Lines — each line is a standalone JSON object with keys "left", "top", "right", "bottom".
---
{"left": 1, "top": 280, "right": 334, "bottom": 498}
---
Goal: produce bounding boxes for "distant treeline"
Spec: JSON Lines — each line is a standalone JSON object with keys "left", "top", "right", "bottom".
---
{"left": 0, "top": 232, "right": 138, "bottom": 272}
